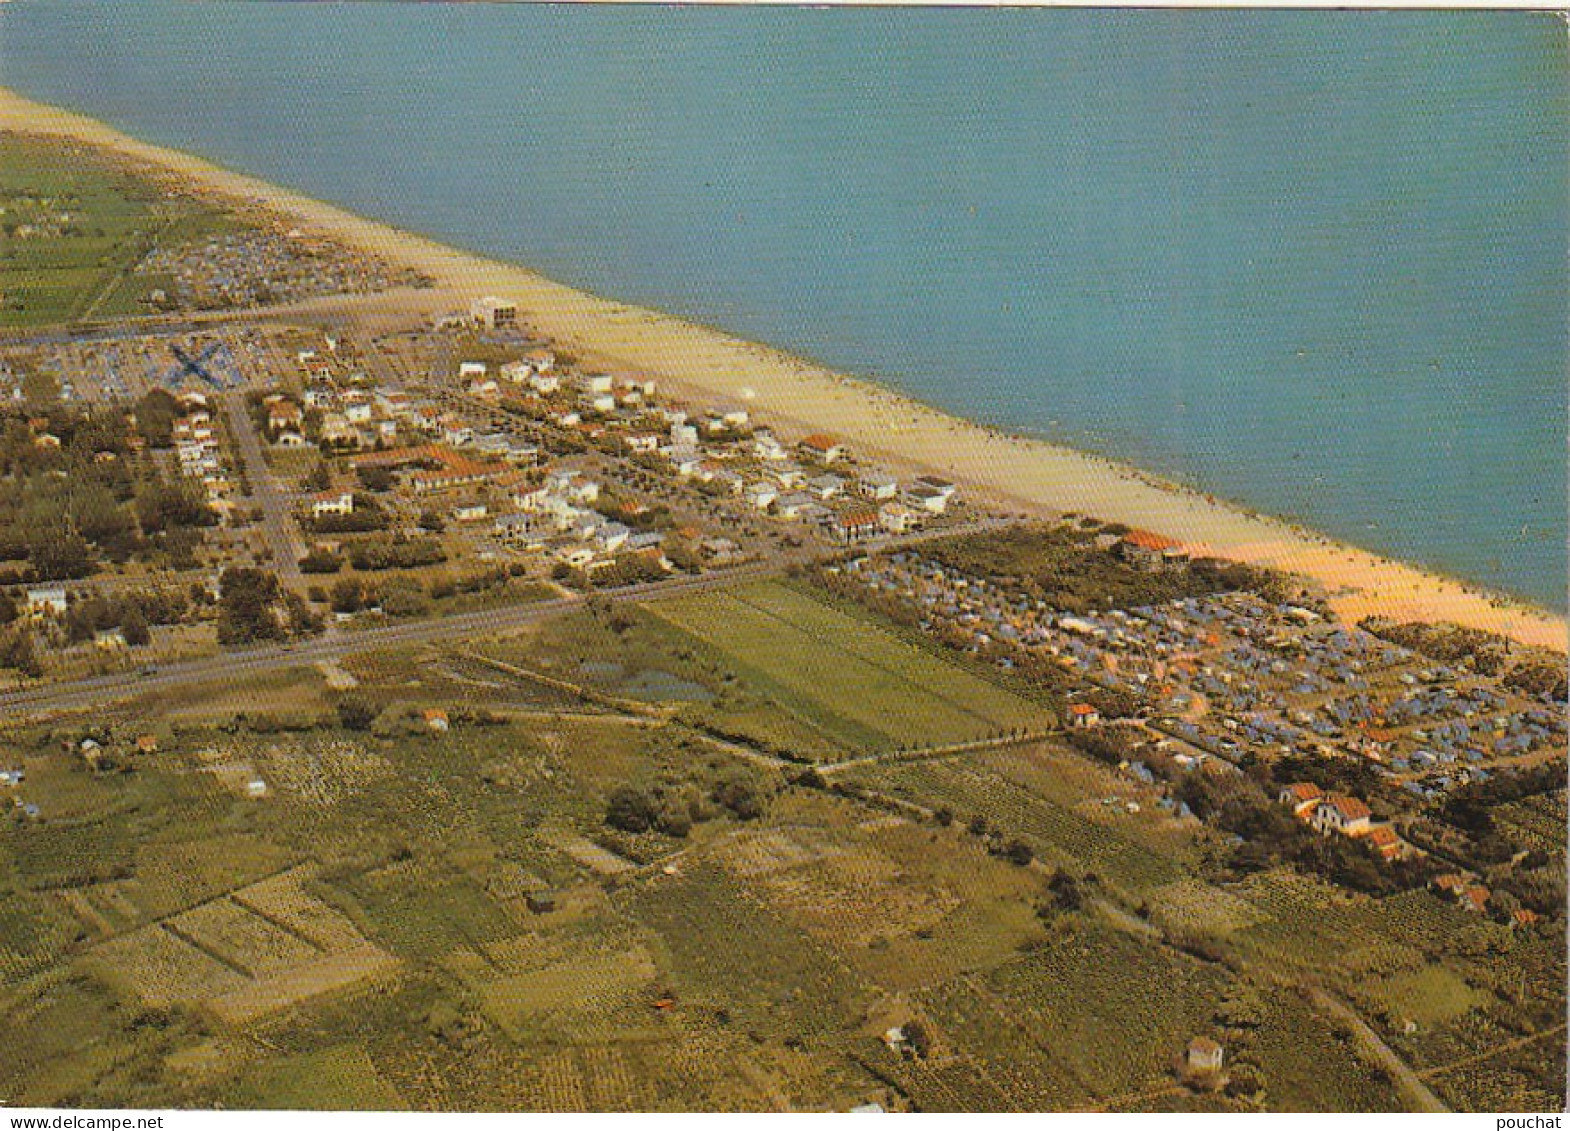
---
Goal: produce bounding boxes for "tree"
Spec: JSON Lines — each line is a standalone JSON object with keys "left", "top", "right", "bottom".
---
{"left": 303, "top": 460, "right": 333, "bottom": 492}
{"left": 133, "top": 389, "right": 181, "bottom": 448}
{"left": 1002, "top": 839, "right": 1034, "bottom": 866}
{"left": 1046, "top": 870, "right": 1084, "bottom": 912}
{"left": 0, "top": 627, "right": 40, "bottom": 677}
{"left": 216, "top": 567, "right": 285, "bottom": 646}
{"left": 356, "top": 465, "right": 395, "bottom": 492}
{"left": 120, "top": 606, "right": 151, "bottom": 648}
{"left": 330, "top": 578, "right": 368, "bottom": 614}
{"left": 605, "top": 786, "right": 658, "bottom": 834}
{"left": 29, "top": 526, "right": 92, "bottom": 581}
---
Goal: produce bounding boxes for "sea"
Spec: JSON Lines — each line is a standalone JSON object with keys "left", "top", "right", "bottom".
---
{"left": 1, "top": 2, "right": 1564, "bottom": 609}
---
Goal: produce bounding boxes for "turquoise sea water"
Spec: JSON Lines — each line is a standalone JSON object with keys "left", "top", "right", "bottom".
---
{"left": 2, "top": 2, "right": 1564, "bottom": 608}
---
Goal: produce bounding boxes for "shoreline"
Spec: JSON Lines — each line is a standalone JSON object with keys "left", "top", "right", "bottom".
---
{"left": 2, "top": 86, "right": 1563, "bottom": 654}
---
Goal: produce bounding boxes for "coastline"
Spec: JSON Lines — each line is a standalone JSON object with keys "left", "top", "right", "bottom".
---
{"left": 2, "top": 86, "right": 1563, "bottom": 654}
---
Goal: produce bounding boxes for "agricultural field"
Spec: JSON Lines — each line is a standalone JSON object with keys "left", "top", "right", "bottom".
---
{"left": 0, "top": 605, "right": 1561, "bottom": 1112}
{"left": 0, "top": 131, "right": 241, "bottom": 327}
{"left": 841, "top": 749, "right": 1190, "bottom": 896}
{"left": 1494, "top": 790, "right": 1566, "bottom": 856}
{"left": 647, "top": 581, "right": 1047, "bottom": 757}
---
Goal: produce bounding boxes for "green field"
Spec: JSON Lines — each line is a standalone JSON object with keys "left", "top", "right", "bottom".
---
{"left": 648, "top": 581, "right": 1047, "bottom": 756}
{"left": 0, "top": 132, "right": 240, "bottom": 327}
{"left": 0, "top": 620, "right": 1559, "bottom": 1112}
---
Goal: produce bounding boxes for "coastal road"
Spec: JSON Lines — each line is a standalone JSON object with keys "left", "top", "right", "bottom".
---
{"left": 0, "top": 517, "right": 1013, "bottom": 718}
{"left": 221, "top": 390, "right": 307, "bottom": 591}
{"left": 0, "top": 560, "right": 782, "bottom": 717}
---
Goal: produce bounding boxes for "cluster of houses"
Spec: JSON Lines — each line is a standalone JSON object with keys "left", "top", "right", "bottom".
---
{"left": 1427, "top": 873, "right": 1539, "bottom": 926}
{"left": 839, "top": 549, "right": 1561, "bottom": 802}
{"left": 451, "top": 337, "right": 961, "bottom": 544}
{"left": 164, "top": 390, "right": 236, "bottom": 518}
{"left": 1277, "top": 782, "right": 1404, "bottom": 860}
{"left": 508, "top": 467, "right": 667, "bottom": 571}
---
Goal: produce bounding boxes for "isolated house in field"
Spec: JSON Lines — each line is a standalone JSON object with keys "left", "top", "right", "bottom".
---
{"left": 1186, "top": 1037, "right": 1224, "bottom": 1074}
{"left": 1118, "top": 529, "right": 1184, "bottom": 572}
{"left": 1068, "top": 702, "right": 1101, "bottom": 729}
{"left": 25, "top": 586, "right": 68, "bottom": 617}
{"left": 422, "top": 708, "right": 450, "bottom": 733}
{"left": 1459, "top": 885, "right": 1490, "bottom": 914}
{"left": 135, "top": 735, "right": 160, "bottom": 755}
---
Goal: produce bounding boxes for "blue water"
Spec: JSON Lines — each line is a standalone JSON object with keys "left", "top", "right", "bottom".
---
{"left": 3, "top": 2, "right": 1565, "bottom": 608}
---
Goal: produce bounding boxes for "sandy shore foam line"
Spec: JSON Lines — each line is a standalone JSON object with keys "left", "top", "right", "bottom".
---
{"left": 2, "top": 86, "right": 1562, "bottom": 653}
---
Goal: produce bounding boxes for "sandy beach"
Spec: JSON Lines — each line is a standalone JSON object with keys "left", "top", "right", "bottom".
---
{"left": 3, "top": 86, "right": 1563, "bottom": 653}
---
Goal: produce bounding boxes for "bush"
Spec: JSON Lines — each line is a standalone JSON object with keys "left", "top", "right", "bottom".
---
{"left": 605, "top": 786, "right": 658, "bottom": 834}
{"left": 299, "top": 548, "right": 344, "bottom": 574}
{"left": 712, "top": 778, "right": 764, "bottom": 821}
{"left": 337, "top": 699, "right": 377, "bottom": 731}
{"left": 1001, "top": 838, "right": 1034, "bottom": 866}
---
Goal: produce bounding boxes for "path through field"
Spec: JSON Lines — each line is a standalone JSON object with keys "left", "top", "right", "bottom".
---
{"left": 1300, "top": 984, "right": 1448, "bottom": 1113}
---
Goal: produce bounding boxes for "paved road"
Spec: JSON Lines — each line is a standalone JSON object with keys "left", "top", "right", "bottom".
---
{"left": 221, "top": 390, "right": 306, "bottom": 591}
{"left": 0, "top": 561, "right": 781, "bottom": 717}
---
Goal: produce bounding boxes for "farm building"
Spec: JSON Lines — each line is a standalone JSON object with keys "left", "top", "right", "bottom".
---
{"left": 1186, "top": 1036, "right": 1225, "bottom": 1073}
{"left": 1118, "top": 529, "right": 1185, "bottom": 572}
{"left": 1310, "top": 794, "right": 1372, "bottom": 838}
{"left": 1068, "top": 702, "right": 1101, "bottom": 728}
{"left": 1278, "top": 782, "right": 1323, "bottom": 818}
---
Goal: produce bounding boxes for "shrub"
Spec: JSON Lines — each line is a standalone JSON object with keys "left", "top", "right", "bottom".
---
{"left": 606, "top": 786, "right": 658, "bottom": 834}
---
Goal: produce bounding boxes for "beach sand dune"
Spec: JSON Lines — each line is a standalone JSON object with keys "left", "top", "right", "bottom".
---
{"left": 2, "top": 87, "right": 1561, "bottom": 653}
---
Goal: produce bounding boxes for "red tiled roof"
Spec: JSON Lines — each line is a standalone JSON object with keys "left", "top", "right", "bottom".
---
{"left": 1327, "top": 794, "right": 1372, "bottom": 821}
{"left": 1123, "top": 529, "right": 1182, "bottom": 552}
